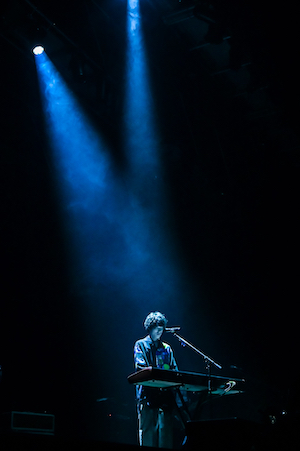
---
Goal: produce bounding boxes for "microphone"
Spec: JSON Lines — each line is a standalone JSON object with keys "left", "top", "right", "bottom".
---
{"left": 165, "top": 327, "right": 181, "bottom": 333}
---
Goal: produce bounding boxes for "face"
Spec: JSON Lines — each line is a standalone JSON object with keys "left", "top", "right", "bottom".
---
{"left": 150, "top": 325, "right": 164, "bottom": 342}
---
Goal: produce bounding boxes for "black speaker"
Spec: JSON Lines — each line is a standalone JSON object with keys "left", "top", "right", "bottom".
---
{"left": 0, "top": 411, "right": 55, "bottom": 435}
{"left": 183, "top": 417, "right": 260, "bottom": 451}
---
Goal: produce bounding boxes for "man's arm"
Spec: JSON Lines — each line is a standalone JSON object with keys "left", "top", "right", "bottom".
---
{"left": 169, "top": 347, "right": 178, "bottom": 371}
{"left": 134, "top": 341, "right": 150, "bottom": 370}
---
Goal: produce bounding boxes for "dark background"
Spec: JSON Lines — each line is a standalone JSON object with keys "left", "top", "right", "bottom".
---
{"left": 1, "top": 0, "right": 299, "bottom": 444}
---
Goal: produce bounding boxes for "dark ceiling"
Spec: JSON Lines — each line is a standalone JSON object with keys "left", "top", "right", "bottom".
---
{"left": 1, "top": 0, "right": 300, "bottom": 440}
{"left": 2, "top": 0, "right": 300, "bottom": 199}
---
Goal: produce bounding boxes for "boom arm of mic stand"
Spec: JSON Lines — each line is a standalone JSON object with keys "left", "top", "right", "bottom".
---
{"left": 172, "top": 332, "right": 222, "bottom": 370}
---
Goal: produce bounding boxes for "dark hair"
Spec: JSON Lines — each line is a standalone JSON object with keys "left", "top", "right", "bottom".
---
{"left": 144, "top": 311, "right": 168, "bottom": 332}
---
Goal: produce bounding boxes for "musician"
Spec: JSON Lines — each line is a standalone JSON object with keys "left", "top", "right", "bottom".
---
{"left": 134, "top": 311, "right": 178, "bottom": 448}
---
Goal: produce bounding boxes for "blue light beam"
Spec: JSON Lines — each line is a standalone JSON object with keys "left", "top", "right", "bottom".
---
{"left": 125, "top": 0, "right": 161, "bottom": 179}
{"left": 34, "top": 53, "right": 119, "bottom": 290}
{"left": 123, "top": 0, "right": 188, "bottom": 318}
{"left": 34, "top": 52, "right": 181, "bottom": 314}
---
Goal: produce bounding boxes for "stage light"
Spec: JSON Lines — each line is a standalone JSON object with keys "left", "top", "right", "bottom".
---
{"left": 32, "top": 45, "right": 45, "bottom": 56}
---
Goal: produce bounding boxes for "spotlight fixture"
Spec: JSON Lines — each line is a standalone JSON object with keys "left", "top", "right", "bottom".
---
{"left": 32, "top": 45, "right": 45, "bottom": 55}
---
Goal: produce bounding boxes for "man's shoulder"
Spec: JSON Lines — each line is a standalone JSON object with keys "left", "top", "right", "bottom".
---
{"left": 134, "top": 335, "right": 151, "bottom": 346}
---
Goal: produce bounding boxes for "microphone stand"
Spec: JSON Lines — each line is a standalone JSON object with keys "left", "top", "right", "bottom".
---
{"left": 171, "top": 332, "right": 222, "bottom": 372}
{"left": 171, "top": 331, "right": 222, "bottom": 419}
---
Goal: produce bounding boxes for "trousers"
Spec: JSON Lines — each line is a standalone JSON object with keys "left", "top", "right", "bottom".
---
{"left": 138, "top": 403, "right": 173, "bottom": 448}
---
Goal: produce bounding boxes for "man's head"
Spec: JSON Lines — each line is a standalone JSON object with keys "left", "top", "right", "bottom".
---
{"left": 144, "top": 311, "right": 167, "bottom": 342}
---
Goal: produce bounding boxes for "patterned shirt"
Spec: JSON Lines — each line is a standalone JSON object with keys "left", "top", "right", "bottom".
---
{"left": 134, "top": 335, "right": 178, "bottom": 407}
